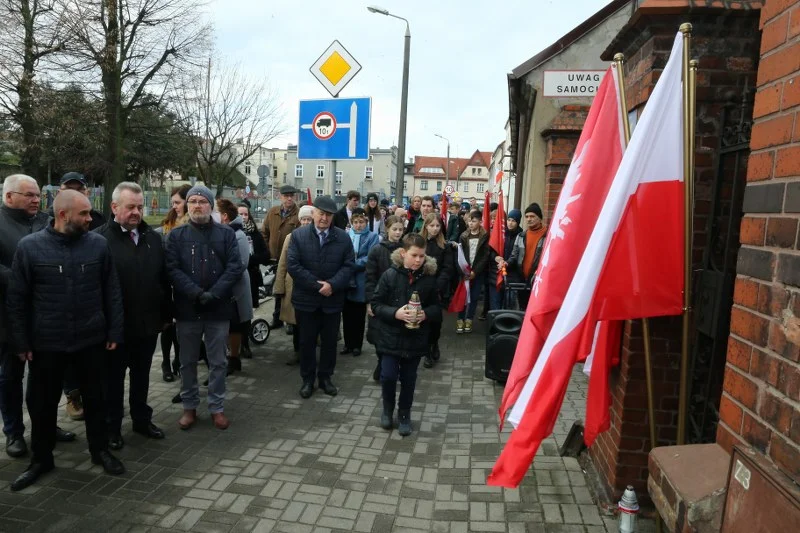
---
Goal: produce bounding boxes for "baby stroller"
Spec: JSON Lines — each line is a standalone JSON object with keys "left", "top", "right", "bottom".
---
{"left": 249, "top": 262, "right": 278, "bottom": 345}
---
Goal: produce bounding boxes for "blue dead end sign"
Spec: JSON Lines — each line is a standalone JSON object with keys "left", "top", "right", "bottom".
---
{"left": 298, "top": 97, "right": 371, "bottom": 160}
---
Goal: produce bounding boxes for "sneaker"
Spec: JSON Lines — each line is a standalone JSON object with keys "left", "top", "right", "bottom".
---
{"left": 464, "top": 320, "right": 473, "bottom": 333}
{"left": 456, "top": 320, "right": 464, "bottom": 334}
{"left": 65, "top": 390, "right": 84, "bottom": 421}
{"left": 380, "top": 408, "right": 393, "bottom": 430}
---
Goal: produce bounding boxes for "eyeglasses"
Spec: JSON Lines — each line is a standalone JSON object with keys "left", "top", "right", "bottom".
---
{"left": 187, "top": 199, "right": 210, "bottom": 206}
{"left": 10, "top": 191, "right": 41, "bottom": 199}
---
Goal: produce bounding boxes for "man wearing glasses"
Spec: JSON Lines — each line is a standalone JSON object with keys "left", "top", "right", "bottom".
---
{"left": 0, "top": 175, "right": 76, "bottom": 459}
{"left": 165, "top": 185, "right": 243, "bottom": 431}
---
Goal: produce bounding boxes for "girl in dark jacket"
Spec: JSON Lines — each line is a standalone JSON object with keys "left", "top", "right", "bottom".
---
{"left": 419, "top": 213, "right": 453, "bottom": 367}
{"left": 237, "top": 203, "right": 269, "bottom": 358}
{"left": 371, "top": 233, "right": 442, "bottom": 436}
{"left": 365, "top": 215, "right": 405, "bottom": 380}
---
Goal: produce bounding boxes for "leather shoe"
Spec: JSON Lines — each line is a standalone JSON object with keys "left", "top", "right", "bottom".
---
{"left": 318, "top": 378, "right": 338, "bottom": 397}
{"left": 340, "top": 347, "right": 352, "bottom": 355}
{"left": 285, "top": 324, "right": 294, "bottom": 335}
{"left": 132, "top": 422, "right": 165, "bottom": 439}
{"left": 10, "top": 462, "right": 54, "bottom": 491}
{"left": 352, "top": 348, "right": 361, "bottom": 357}
{"left": 178, "top": 409, "right": 196, "bottom": 430}
{"left": 91, "top": 450, "right": 125, "bottom": 475}
{"left": 6, "top": 435, "right": 28, "bottom": 458}
{"left": 107, "top": 433, "right": 124, "bottom": 450}
{"left": 299, "top": 381, "right": 314, "bottom": 399}
{"left": 211, "top": 412, "right": 230, "bottom": 430}
{"left": 268, "top": 319, "right": 283, "bottom": 329}
{"left": 55, "top": 426, "right": 76, "bottom": 443}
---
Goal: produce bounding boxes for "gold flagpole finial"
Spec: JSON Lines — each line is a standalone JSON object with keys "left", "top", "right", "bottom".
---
{"left": 679, "top": 22, "right": 692, "bottom": 33}
{"left": 613, "top": 52, "right": 625, "bottom": 62}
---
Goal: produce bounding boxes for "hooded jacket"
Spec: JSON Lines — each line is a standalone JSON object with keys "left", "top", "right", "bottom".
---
{"left": 458, "top": 227, "right": 491, "bottom": 276}
{"left": 370, "top": 249, "right": 442, "bottom": 359}
{"left": 365, "top": 239, "right": 402, "bottom": 303}
{"left": 346, "top": 226, "right": 381, "bottom": 303}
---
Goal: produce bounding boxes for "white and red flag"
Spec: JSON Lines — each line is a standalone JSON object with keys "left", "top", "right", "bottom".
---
{"left": 489, "top": 190, "right": 506, "bottom": 291}
{"left": 489, "top": 32, "right": 686, "bottom": 488}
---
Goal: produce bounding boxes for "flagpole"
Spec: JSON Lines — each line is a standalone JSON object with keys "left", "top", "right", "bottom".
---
{"left": 615, "top": 50, "right": 665, "bottom": 533}
{"left": 677, "top": 23, "right": 695, "bottom": 446}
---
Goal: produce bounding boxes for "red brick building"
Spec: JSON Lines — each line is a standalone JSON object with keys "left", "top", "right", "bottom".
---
{"left": 507, "top": 0, "right": 799, "bottom": 528}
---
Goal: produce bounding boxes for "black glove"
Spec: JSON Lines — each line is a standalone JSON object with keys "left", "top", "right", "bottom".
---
{"left": 196, "top": 291, "right": 218, "bottom": 307}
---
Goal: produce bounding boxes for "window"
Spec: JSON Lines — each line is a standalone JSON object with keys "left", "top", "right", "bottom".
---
{"left": 245, "top": 163, "right": 251, "bottom": 175}
{"left": 273, "top": 168, "right": 277, "bottom": 178}
{"left": 477, "top": 168, "right": 482, "bottom": 175}
{"left": 317, "top": 165, "right": 325, "bottom": 178}
{"left": 436, "top": 181, "right": 442, "bottom": 191}
{"left": 419, "top": 167, "right": 445, "bottom": 174}
{"left": 315, "top": 188, "right": 324, "bottom": 196}
{"left": 335, "top": 171, "right": 343, "bottom": 184}
{"left": 420, "top": 180, "right": 428, "bottom": 191}
{"left": 295, "top": 164, "right": 303, "bottom": 178}
{"left": 462, "top": 182, "right": 469, "bottom": 193}
{"left": 477, "top": 183, "right": 485, "bottom": 193}
{"left": 283, "top": 172, "right": 287, "bottom": 181}
{"left": 365, "top": 166, "right": 373, "bottom": 180}
{"left": 283, "top": 153, "right": 287, "bottom": 160}
{"left": 471, "top": 168, "right": 476, "bottom": 175}
{"left": 335, "top": 188, "right": 342, "bottom": 196}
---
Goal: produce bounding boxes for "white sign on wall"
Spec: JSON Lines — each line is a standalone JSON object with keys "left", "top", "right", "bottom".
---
{"left": 543, "top": 70, "right": 606, "bottom": 97}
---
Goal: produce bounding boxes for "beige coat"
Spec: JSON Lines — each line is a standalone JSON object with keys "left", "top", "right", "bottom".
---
{"left": 273, "top": 233, "right": 295, "bottom": 325}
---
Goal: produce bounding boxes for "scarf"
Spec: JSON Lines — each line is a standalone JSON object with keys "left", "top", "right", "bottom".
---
{"left": 242, "top": 217, "right": 257, "bottom": 234}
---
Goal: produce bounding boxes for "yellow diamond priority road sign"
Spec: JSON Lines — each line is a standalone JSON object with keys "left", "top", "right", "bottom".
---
{"left": 310, "top": 40, "right": 362, "bottom": 97}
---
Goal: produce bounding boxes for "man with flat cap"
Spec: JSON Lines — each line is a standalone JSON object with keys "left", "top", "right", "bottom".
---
{"left": 287, "top": 196, "right": 355, "bottom": 399}
{"left": 262, "top": 185, "right": 300, "bottom": 329}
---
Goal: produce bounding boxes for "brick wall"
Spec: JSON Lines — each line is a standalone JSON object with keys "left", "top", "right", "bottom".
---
{"left": 541, "top": 105, "right": 589, "bottom": 222}
{"left": 716, "top": 0, "right": 800, "bottom": 482}
{"left": 589, "top": 10, "right": 762, "bottom": 501}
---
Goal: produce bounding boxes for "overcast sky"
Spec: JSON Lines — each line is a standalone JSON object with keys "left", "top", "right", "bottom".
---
{"left": 208, "top": 0, "right": 614, "bottom": 160}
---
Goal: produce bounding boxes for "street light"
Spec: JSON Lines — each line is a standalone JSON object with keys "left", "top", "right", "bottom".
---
{"left": 433, "top": 133, "right": 450, "bottom": 193}
{"left": 368, "top": 5, "right": 410, "bottom": 203}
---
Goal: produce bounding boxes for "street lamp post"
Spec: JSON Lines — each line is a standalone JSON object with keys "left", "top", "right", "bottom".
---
{"left": 434, "top": 133, "right": 450, "bottom": 193}
{"left": 368, "top": 5, "right": 410, "bottom": 203}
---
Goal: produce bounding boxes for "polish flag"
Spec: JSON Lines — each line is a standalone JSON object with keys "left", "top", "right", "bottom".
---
{"left": 496, "top": 63, "right": 626, "bottom": 430}
{"left": 495, "top": 169, "right": 504, "bottom": 185}
{"left": 489, "top": 32, "right": 686, "bottom": 488}
{"left": 488, "top": 190, "right": 506, "bottom": 291}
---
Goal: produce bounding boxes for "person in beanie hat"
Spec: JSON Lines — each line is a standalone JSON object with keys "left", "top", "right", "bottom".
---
{"left": 506, "top": 202, "right": 547, "bottom": 309}
{"left": 508, "top": 209, "right": 522, "bottom": 225}
{"left": 165, "top": 184, "right": 245, "bottom": 431}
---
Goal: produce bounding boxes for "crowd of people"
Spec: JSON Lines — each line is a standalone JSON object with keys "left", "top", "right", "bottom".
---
{"left": 0, "top": 175, "right": 549, "bottom": 492}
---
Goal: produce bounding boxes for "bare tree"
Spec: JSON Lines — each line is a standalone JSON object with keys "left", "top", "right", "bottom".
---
{"left": 176, "top": 59, "right": 283, "bottom": 198}
{"left": 0, "top": 0, "right": 68, "bottom": 179}
{"left": 60, "top": 0, "right": 210, "bottom": 212}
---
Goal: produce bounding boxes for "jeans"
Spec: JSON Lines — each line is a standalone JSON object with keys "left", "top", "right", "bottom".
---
{"left": 0, "top": 346, "right": 25, "bottom": 438}
{"left": 177, "top": 321, "right": 229, "bottom": 413}
{"left": 161, "top": 323, "right": 180, "bottom": 369}
{"left": 380, "top": 354, "right": 421, "bottom": 411}
{"left": 104, "top": 335, "right": 158, "bottom": 433}
{"left": 27, "top": 345, "right": 107, "bottom": 466}
{"left": 296, "top": 309, "right": 340, "bottom": 383}
{"left": 488, "top": 282, "right": 504, "bottom": 311}
{"left": 342, "top": 300, "right": 367, "bottom": 350}
{"left": 458, "top": 273, "right": 485, "bottom": 320}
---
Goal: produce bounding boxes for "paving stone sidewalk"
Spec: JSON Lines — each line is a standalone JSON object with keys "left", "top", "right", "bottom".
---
{"left": 0, "top": 300, "right": 653, "bottom": 532}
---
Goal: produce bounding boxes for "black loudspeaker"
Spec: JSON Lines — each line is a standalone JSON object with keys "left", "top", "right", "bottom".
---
{"left": 485, "top": 310, "right": 526, "bottom": 383}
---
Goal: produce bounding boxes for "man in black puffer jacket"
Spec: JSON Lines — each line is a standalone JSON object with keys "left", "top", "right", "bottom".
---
{"left": 6, "top": 190, "right": 125, "bottom": 492}
{"left": 371, "top": 233, "right": 442, "bottom": 436}
{"left": 287, "top": 196, "right": 355, "bottom": 399}
{"left": 165, "top": 185, "right": 243, "bottom": 432}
